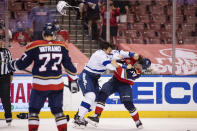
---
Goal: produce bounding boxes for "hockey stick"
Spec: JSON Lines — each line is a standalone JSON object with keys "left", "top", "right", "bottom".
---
{"left": 16, "top": 112, "right": 70, "bottom": 121}
{"left": 22, "top": 69, "right": 69, "bottom": 87}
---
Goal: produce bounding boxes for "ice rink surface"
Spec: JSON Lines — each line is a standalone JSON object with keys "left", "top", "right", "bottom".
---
{"left": 0, "top": 118, "right": 197, "bottom": 131}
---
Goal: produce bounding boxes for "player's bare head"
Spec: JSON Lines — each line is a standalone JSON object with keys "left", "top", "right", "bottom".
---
{"left": 42, "top": 23, "right": 57, "bottom": 40}
{"left": 100, "top": 41, "right": 115, "bottom": 54}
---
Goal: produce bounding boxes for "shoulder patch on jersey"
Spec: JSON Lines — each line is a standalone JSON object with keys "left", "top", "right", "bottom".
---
{"left": 54, "top": 41, "right": 68, "bottom": 50}
{"left": 26, "top": 40, "right": 68, "bottom": 51}
{"left": 26, "top": 40, "right": 47, "bottom": 50}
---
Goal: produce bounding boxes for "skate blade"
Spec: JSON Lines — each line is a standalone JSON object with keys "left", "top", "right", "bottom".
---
{"left": 7, "top": 123, "right": 11, "bottom": 126}
{"left": 86, "top": 118, "right": 98, "bottom": 127}
{"left": 72, "top": 123, "right": 86, "bottom": 129}
{"left": 137, "top": 125, "right": 143, "bottom": 129}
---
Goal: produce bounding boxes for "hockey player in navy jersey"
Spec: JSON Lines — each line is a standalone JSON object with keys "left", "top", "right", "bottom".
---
{"left": 73, "top": 40, "right": 140, "bottom": 128}
{"left": 8, "top": 23, "right": 78, "bottom": 131}
{"left": 87, "top": 56, "right": 151, "bottom": 129}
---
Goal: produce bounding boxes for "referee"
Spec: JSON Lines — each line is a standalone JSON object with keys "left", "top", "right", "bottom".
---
{"left": 0, "top": 25, "right": 13, "bottom": 125}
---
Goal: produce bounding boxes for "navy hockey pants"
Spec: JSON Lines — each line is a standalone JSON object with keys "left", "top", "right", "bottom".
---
{"left": 78, "top": 70, "right": 100, "bottom": 97}
{"left": 29, "top": 89, "right": 63, "bottom": 114}
{"left": 99, "top": 76, "right": 133, "bottom": 103}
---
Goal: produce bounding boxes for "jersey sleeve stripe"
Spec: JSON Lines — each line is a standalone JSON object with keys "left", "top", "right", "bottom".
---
{"left": 64, "top": 68, "right": 77, "bottom": 75}
{"left": 33, "top": 75, "right": 62, "bottom": 79}
{"left": 103, "top": 60, "right": 111, "bottom": 66}
{"left": 26, "top": 41, "right": 68, "bottom": 51}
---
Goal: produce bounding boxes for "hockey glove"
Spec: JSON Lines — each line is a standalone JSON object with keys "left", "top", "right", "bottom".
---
{"left": 17, "top": 113, "right": 28, "bottom": 119}
{"left": 68, "top": 80, "right": 79, "bottom": 93}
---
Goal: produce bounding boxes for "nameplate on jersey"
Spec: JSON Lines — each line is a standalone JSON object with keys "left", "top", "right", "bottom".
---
{"left": 39, "top": 46, "right": 61, "bottom": 53}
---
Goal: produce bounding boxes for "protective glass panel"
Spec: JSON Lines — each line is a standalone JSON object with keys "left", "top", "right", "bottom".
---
{"left": 175, "top": 0, "right": 197, "bottom": 75}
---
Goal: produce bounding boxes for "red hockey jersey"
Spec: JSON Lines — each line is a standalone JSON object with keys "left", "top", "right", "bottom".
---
{"left": 114, "top": 58, "right": 141, "bottom": 85}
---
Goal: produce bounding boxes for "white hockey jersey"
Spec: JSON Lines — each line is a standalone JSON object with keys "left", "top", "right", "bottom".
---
{"left": 84, "top": 49, "right": 134, "bottom": 74}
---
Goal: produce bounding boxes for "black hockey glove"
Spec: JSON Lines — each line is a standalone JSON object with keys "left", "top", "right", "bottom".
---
{"left": 17, "top": 113, "right": 28, "bottom": 119}
{"left": 65, "top": 114, "right": 70, "bottom": 122}
{"left": 68, "top": 80, "right": 79, "bottom": 93}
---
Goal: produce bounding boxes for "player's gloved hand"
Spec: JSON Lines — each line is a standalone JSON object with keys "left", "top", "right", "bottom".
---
{"left": 126, "top": 64, "right": 132, "bottom": 69}
{"left": 68, "top": 80, "right": 79, "bottom": 93}
{"left": 7, "top": 61, "right": 16, "bottom": 72}
{"left": 65, "top": 114, "right": 70, "bottom": 122}
{"left": 17, "top": 113, "right": 28, "bottom": 119}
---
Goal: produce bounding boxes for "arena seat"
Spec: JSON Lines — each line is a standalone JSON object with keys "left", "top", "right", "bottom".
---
{"left": 149, "top": 38, "right": 161, "bottom": 44}
{"left": 133, "top": 23, "right": 144, "bottom": 30}
{"left": 139, "top": 15, "right": 150, "bottom": 23}
{"left": 149, "top": 23, "right": 161, "bottom": 30}
{"left": 126, "top": 30, "right": 138, "bottom": 38}
{"left": 187, "top": 16, "right": 197, "bottom": 24}
{"left": 132, "top": 38, "right": 144, "bottom": 44}
{"left": 150, "top": 6, "right": 165, "bottom": 15}
{"left": 143, "top": 30, "right": 158, "bottom": 38}
{"left": 116, "top": 0, "right": 197, "bottom": 45}
{"left": 127, "top": 14, "right": 135, "bottom": 23}
{"left": 8, "top": 2, "right": 23, "bottom": 11}
{"left": 114, "top": 36, "right": 128, "bottom": 45}
{"left": 183, "top": 37, "right": 196, "bottom": 44}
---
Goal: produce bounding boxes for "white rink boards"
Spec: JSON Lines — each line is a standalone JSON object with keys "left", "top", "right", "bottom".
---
{"left": 1, "top": 75, "right": 197, "bottom": 118}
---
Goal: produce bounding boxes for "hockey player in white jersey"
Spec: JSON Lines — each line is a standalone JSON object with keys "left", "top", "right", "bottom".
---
{"left": 73, "top": 41, "right": 139, "bottom": 128}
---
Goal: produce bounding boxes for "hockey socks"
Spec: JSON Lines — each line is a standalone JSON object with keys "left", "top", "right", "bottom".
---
{"left": 95, "top": 102, "right": 105, "bottom": 115}
{"left": 78, "top": 92, "right": 96, "bottom": 118}
{"left": 55, "top": 113, "right": 68, "bottom": 131}
{"left": 28, "top": 113, "right": 39, "bottom": 131}
{"left": 129, "top": 107, "right": 140, "bottom": 122}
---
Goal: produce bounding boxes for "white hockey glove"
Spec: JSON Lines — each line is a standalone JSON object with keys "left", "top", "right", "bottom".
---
{"left": 57, "top": 1, "right": 67, "bottom": 16}
{"left": 68, "top": 80, "right": 79, "bottom": 93}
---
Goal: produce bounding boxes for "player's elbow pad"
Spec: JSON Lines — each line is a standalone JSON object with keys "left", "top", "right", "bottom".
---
{"left": 8, "top": 61, "right": 17, "bottom": 72}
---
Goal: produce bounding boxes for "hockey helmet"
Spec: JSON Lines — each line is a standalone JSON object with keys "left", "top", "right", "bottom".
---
{"left": 57, "top": 1, "right": 67, "bottom": 16}
{"left": 43, "top": 23, "right": 56, "bottom": 36}
{"left": 141, "top": 58, "right": 151, "bottom": 70}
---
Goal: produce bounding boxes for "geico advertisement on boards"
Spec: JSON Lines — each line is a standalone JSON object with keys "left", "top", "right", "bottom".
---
{"left": 0, "top": 76, "right": 197, "bottom": 112}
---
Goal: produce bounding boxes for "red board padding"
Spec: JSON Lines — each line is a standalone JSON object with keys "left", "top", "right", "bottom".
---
{"left": 118, "top": 44, "right": 197, "bottom": 75}
{"left": 9, "top": 42, "right": 89, "bottom": 74}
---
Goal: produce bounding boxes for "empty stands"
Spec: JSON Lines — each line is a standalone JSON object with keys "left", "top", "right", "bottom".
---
{"left": 116, "top": 0, "right": 197, "bottom": 44}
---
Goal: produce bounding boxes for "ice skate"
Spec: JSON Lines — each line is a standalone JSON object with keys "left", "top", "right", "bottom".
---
{"left": 136, "top": 120, "right": 143, "bottom": 129}
{"left": 73, "top": 113, "right": 88, "bottom": 129}
{"left": 6, "top": 118, "right": 12, "bottom": 126}
{"left": 87, "top": 114, "right": 100, "bottom": 127}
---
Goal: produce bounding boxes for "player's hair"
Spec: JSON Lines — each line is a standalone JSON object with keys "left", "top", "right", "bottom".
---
{"left": 100, "top": 41, "right": 115, "bottom": 50}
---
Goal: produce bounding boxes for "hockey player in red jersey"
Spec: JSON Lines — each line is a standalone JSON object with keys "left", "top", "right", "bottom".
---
{"left": 87, "top": 56, "right": 151, "bottom": 129}
{"left": 8, "top": 23, "right": 78, "bottom": 131}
